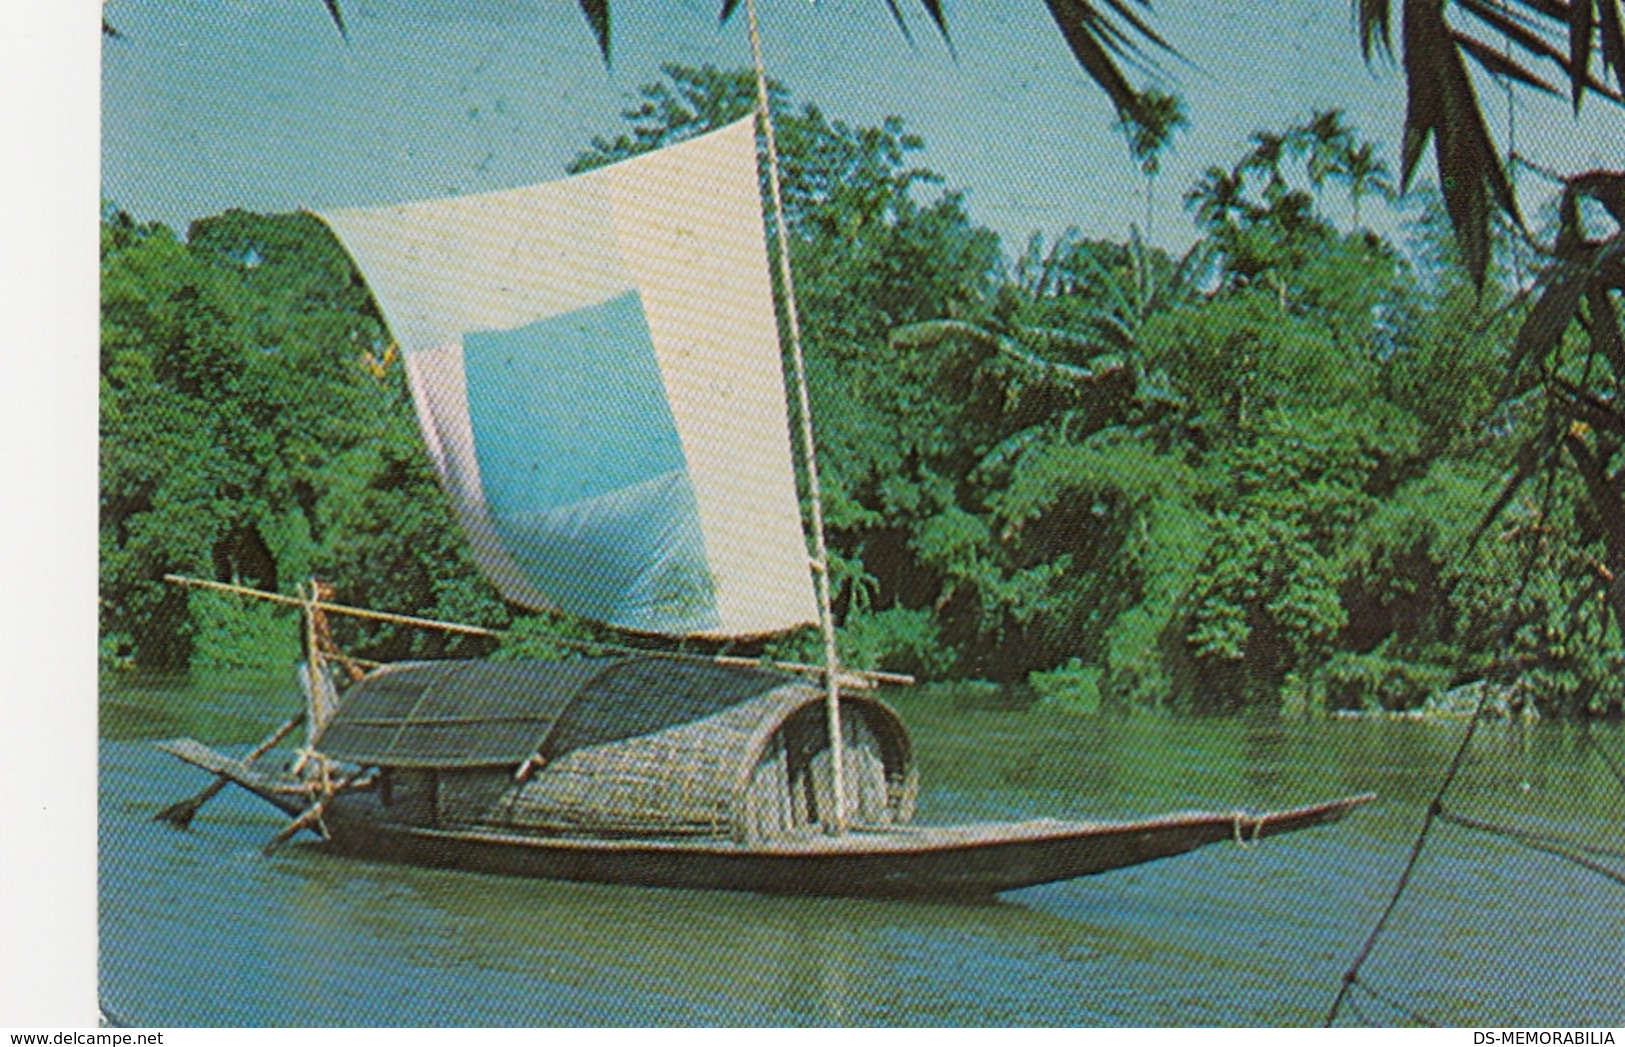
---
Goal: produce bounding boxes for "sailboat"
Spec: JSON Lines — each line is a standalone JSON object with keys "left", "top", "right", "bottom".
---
{"left": 156, "top": 118, "right": 1373, "bottom": 897}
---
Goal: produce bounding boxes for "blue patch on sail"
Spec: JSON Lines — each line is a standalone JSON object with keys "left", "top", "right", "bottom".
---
{"left": 463, "top": 291, "right": 721, "bottom": 633}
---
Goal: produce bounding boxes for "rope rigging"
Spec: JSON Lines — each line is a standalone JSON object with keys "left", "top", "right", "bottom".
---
{"left": 1323, "top": 701, "right": 1625, "bottom": 1026}
{"left": 1324, "top": 447, "right": 1625, "bottom": 1025}
{"left": 1433, "top": 807, "right": 1625, "bottom": 865}
{"left": 1349, "top": 976, "right": 1441, "bottom": 1028}
{"left": 1322, "top": 694, "right": 1487, "bottom": 1027}
{"left": 1582, "top": 725, "right": 1625, "bottom": 792}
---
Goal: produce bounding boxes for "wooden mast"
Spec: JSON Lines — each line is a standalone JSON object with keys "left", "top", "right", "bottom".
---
{"left": 743, "top": 0, "right": 848, "bottom": 834}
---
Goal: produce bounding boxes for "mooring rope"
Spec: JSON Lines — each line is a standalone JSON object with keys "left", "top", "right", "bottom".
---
{"left": 1351, "top": 975, "right": 1441, "bottom": 1028}
{"left": 1581, "top": 725, "right": 1625, "bottom": 794}
{"left": 1230, "top": 811, "right": 1265, "bottom": 848}
{"left": 1322, "top": 693, "right": 1485, "bottom": 1027}
{"left": 1435, "top": 807, "right": 1625, "bottom": 864}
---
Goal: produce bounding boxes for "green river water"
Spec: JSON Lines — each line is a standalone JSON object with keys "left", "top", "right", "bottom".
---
{"left": 98, "top": 668, "right": 1624, "bottom": 1027}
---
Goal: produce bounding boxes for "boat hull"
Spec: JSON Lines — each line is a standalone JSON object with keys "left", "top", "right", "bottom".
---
{"left": 157, "top": 734, "right": 1372, "bottom": 897}
{"left": 318, "top": 795, "right": 1372, "bottom": 897}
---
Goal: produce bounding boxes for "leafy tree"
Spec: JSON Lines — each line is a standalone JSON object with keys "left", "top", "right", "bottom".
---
{"left": 99, "top": 205, "right": 511, "bottom": 667}
{"left": 99, "top": 54, "right": 1623, "bottom": 718}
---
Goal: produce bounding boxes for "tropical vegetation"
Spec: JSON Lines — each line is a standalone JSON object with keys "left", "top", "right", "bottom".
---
{"left": 99, "top": 61, "right": 1624, "bottom": 719}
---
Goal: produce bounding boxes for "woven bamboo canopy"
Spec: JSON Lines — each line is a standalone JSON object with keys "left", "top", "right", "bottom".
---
{"left": 315, "top": 656, "right": 916, "bottom": 841}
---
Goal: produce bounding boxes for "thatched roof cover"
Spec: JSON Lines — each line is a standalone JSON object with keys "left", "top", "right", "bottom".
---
{"left": 312, "top": 656, "right": 796, "bottom": 769}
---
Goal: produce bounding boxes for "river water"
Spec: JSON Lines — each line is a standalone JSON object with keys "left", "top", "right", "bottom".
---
{"left": 99, "top": 669, "right": 1624, "bottom": 1027}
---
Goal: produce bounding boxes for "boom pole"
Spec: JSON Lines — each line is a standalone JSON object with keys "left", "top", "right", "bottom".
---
{"left": 162, "top": 575, "right": 910, "bottom": 690}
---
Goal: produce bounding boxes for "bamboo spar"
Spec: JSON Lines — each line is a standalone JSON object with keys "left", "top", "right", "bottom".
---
{"left": 162, "top": 575, "right": 912, "bottom": 688}
{"left": 152, "top": 710, "right": 306, "bottom": 826}
{"left": 744, "top": 0, "right": 847, "bottom": 834}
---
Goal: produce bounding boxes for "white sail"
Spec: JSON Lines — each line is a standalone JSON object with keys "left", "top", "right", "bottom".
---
{"left": 318, "top": 119, "right": 819, "bottom": 638}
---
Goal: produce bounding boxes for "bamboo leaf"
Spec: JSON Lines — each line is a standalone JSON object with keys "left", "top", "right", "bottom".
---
{"left": 1100, "top": 0, "right": 1176, "bottom": 53}
{"left": 1400, "top": 0, "right": 1443, "bottom": 191}
{"left": 1454, "top": 0, "right": 1625, "bottom": 100}
{"left": 1600, "top": 0, "right": 1625, "bottom": 92}
{"left": 917, "top": 0, "right": 952, "bottom": 46}
{"left": 1570, "top": 170, "right": 1625, "bottom": 230}
{"left": 1456, "top": 0, "right": 1574, "bottom": 68}
{"left": 1572, "top": 0, "right": 1596, "bottom": 107}
{"left": 1042, "top": 0, "right": 1152, "bottom": 127}
{"left": 323, "top": 0, "right": 347, "bottom": 40}
{"left": 1454, "top": 31, "right": 1566, "bottom": 95}
{"left": 1359, "top": 0, "right": 1396, "bottom": 60}
{"left": 1410, "top": 0, "right": 1525, "bottom": 287}
{"left": 578, "top": 0, "right": 610, "bottom": 62}
{"left": 880, "top": 0, "right": 920, "bottom": 44}
{"left": 1587, "top": 271, "right": 1625, "bottom": 376}
{"left": 1505, "top": 0, "right": 1574, "bottom": 23}
{"left": 1502, "top": 250, "right": 1600, "bottom": 395}
{"left": 1078, "top": 5, "right": 1145, "bottom": 61}
{"left": 1463, "top": 68, "right": 1521, "bottom": 221}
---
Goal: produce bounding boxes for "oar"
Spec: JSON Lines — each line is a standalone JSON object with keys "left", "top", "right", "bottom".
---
{"left": 154, "top": 712, "right": 306, "bottom": 828}
{"left": 261, "top": 769, "right": 363, "bottom": 856}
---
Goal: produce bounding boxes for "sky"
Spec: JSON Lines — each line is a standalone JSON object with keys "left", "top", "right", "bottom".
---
{"left": 100, "top": 0, "right": 1624, "bottom": 257}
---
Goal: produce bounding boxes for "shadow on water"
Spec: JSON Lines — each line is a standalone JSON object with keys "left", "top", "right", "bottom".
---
{"left": 100, "top": 670, "right": 1625, "bottom": 1026}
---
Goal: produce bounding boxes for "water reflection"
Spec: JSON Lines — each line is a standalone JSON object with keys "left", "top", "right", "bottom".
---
{"left": 1240, "top": 716, "right": 1291, "bottom": 795}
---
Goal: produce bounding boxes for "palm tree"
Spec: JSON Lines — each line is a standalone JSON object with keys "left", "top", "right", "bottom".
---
{"left": 1290, "top": 108, "right": 1354, "bottom": 196}
{"left": 1240, "top": 130, "right": 1291, "bottom": 204}
{"left": 141, "top": 0, "right": 1623, "bottom": 653}
{"left": 1114, "top": 88, "right": 1187, "bottom": 240}
{"left": 1333, "top": 140, "right": 1393, "bottom": 229}
{"left": 1184, "top": 165, "right": 1249, "bottom": 231}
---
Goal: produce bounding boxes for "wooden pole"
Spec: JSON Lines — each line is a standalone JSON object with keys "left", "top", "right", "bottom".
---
{"left": 164, "top": 574, "right": 911, "bottom": 688}
{"left": 744, "top": 0, "right": 846, "bottom": 833}
{"left": 152, "top": 711, "right": 306, "bottom": 827}
{"left": 167, "top": 574, "right": 502, "bottom": 636}
{"left": 262, "top": 769, "right": 365, "bottom": 855}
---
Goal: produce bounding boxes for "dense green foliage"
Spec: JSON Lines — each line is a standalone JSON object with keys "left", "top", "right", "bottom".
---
{"left": 100, "top": 66, "right": 1623, "bottom": 718}
{"left": 99, "top": 206, "right": 509, "bottom": 666}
